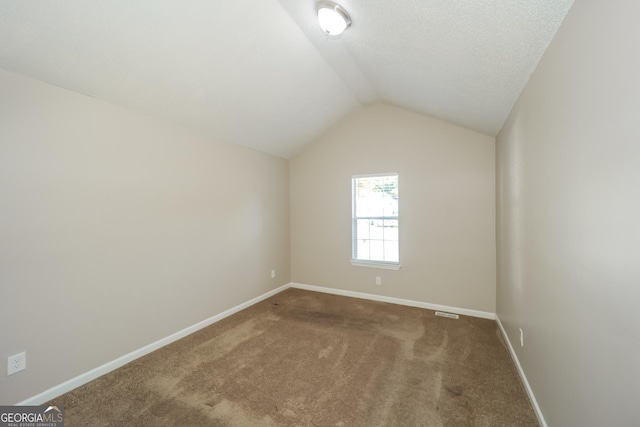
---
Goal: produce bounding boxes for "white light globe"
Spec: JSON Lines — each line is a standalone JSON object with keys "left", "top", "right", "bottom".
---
{"left": 317, "top": 2, "right": 351, "bottom": 35}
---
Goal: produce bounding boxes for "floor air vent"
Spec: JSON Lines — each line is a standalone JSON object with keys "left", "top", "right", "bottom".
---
{"left": 435, "top": 311, "right": 459, "bottom": 319}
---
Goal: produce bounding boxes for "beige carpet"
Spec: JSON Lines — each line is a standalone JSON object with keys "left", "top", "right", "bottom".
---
{"left": 49, "top": 289, "right": 538, "bottom": 426}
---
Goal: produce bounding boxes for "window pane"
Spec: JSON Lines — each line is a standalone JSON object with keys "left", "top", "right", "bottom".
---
{"left": 356, "top": 239, "right": 370, "bottom": 259}
{"left": 355, "top": 177, "right": 372, "bottom": 217}
{"left": 356, "top": 219, "right": 370, "bottom": 239}
{"left": 384, "top": 241, "right": 399, "bottom": 262}
{"left": 369, "top": 240, "right": 384, "bottom": 261}
{"left": 383, "top": 220, "right": 398, "bottom": 241}
{"left": 355, "top": 175, "right": 398, "bottom": 218}
{"left": 370, "top": 221, "right": 384, "bottom": 239}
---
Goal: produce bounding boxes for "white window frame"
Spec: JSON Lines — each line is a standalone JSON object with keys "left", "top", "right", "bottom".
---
{"left": 351, "top": 173, "right": 401, "bottom": 270}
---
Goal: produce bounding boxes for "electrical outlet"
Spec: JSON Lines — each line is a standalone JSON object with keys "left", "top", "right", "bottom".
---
{"left": 519, "top": 328, "right": 524, "bottom": 347}
{"left": 271, "top": 270, "right": 276, "bottom": 279}
{"left": 7, "top": 352, "right": 26, "bottom": 376}
{"left": 375, "top": 276, "right": 382, "bottom": 285}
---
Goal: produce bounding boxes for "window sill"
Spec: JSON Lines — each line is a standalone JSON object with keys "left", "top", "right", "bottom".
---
{"left": 350, "top": 260, "right": 401, "bottom": 270}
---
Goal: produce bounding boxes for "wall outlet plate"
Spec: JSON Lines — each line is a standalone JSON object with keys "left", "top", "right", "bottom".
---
{"left": 7, "top": 352, "right": 26, "bottom": 376}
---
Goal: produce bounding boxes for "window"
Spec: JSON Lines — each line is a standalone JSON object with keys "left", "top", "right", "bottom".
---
{"left": 352, "top": 173, "right": 400, "bottom": 269}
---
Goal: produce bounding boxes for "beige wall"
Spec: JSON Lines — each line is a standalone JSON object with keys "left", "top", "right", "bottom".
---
{"left": 496, "top": 1, "right": 640, "bottom": 425}
{"left": 0, "top": 69, "right": 290, "bottom": 404}
{"left": 291, "top": 103, "right": 496, "bottom": 313}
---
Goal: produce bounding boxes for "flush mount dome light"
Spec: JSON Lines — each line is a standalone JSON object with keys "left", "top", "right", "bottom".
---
{"left": 316, "top": 1, "right": 351, "bottom": 35}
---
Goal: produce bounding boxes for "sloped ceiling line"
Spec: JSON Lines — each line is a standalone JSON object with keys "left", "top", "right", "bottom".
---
{"left": 0, "top": 0, "right": 574, "bottom": 158}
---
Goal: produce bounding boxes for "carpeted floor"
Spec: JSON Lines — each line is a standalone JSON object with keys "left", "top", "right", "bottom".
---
{"left": 49, "top": 288, "right": 538, "bottom": 426}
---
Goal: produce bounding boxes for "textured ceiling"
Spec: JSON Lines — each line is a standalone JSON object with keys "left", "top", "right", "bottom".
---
{"left": 0, "top": 0, "right": 573, "bottom": 158}
{"left": 280, "top": 0, "right": 575, "bottom": 136}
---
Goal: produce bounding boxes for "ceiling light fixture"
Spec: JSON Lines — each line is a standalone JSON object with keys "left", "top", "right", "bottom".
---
{"left": 316, "top": 1, "right": 351, "bottom": 36}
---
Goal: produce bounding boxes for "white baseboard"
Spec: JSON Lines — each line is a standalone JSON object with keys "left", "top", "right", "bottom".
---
{"left": 290, "top": 283, "right": 496, "bottom": 320}
{"left": 17, "top": 283, "right": 292, "bottom": 406}
{"left": 17, "top": 281, "right": 496, "bottom": 405}
{"left": 496, "top": 315, "right": 547, "bottom": 427}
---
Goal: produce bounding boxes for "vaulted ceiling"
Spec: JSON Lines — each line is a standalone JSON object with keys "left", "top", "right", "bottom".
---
{"left": 0, "top": 0, "right": 573, "bottom": 158}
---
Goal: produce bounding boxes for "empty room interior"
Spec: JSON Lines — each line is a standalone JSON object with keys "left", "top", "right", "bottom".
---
{"left": 1, "top": 0, "right": 638, "bottom": 426}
